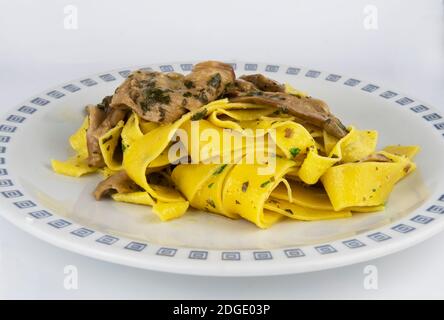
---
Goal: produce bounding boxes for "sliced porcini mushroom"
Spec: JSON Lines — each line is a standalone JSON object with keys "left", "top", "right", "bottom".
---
{"left": 239, "top": 74, "right": 285, "bottom": 92}
{"left": 93, "top": 170, "right": 140, "bottom": 200}
{"left": 110, "top": 60, "right": 236, "bottom": 123}
{"left": 229, "top": 93, "right": 348, "bottom": 138}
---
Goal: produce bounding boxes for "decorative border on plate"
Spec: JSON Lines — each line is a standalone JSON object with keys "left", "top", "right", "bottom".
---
{"left": 1, "top": 61, "right": 443, "bottom": 265}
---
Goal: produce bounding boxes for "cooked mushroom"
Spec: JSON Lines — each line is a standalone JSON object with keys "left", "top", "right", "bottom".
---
{"left": 93, "top": 170, "right": 140, "bottom": 200}
{"left": 228, "top": 92, "right": 348, "bottom": 138}
{"left": 239, "top": 74, "right": 285, "bottom": 92}
{"left": 110, "top": 60, "right": 235, "bottom": 123}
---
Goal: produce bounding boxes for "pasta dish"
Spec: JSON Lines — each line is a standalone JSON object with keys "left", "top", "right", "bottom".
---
{"left": 51, "top": 61, "right": 419, "bottom": 228}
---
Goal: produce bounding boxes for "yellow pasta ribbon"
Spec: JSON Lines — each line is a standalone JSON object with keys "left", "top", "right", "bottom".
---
{"left": 99, "top": 120, "right": 124, "bottom": 171}
{"left": 221, "top": 157, "right": 296, "bottom": 228}
{"left": 51, "top": 116, "right": 97, "bottom": 177}
{"left": 271, "top": 180, "right": 384, "bottom": 213}
{"left": 172, "top": 163, "right": 237, "bottom": 218}
{"left": 321, "top": 151, "right": 415, "bottom": 211}
{"left": 298, "top": 126, "right": 378, "bottom": 184}
{"left": 264, "top": 198, "right": 352, "bottom": 221}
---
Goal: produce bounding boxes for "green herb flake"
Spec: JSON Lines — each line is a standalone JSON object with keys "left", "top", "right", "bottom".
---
{"left": 260, "top": 180, "right": 271, "bottom": 188}
{"left": 207, "top": 73, "right": 222, "bottom": 89}
{"left": 194, "top": 90, "right": 209, "bottom": 103}
{"left": 213, "top": 164, "right": 227, "bottom": 175}
{"left": 208, "top": 182, "right": 214, "bottom": 189}
{"left": 141, "top": 87, "right": 171, "bottom": 112}
{"left": 183, "top": 91, "right": 193, "bottom": 98}
{"left": 102, "top": 135, "right": 113, "bottom": 144}
{"left": 158, "top": 106, "right": 166, "bottom": 121}
{"left": 191, "top": 109, "right": 207, "bottom": 121}
{"left": 289, "top": 147, "right": 300, "bottom": 157}
{"left": 184, "top": 80, "right": 195, "bottom": 89}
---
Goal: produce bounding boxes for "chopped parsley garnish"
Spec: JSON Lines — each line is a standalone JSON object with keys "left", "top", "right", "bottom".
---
{"left": 208, "top": 183, "right": 214, "bottom": 189}
{"left": 184, "top": 80, "right": 195, "bottom": 89}
{"left": 191, "top": 109, "right": 207, "bottom": 121}
{"left": 183, "top": 91, "right": 193, "bottom": 98}
{"left": 102, "top": 135, "right": 113, "bottom": 144}
{"left": 194, "top": 90, "right": 209, "bottom": 103}
{"left": 260, "top": 180, "right": 271, "bottom": 188}
{"left": 158, "top": 106, "right": 166, "bottom": 121}
{"left": 213, "top": 164, "right": 227, "bottom": 175}
{"left": 207, "top": 73, "right": 222, "bottom": 89}
{"left": 141, "top": 87, "right": 171, "bottom": 112}
{"left": 289, "top": 147, "right": 300, "bottom": 157}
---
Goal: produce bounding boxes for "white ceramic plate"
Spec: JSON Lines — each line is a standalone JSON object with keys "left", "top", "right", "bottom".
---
{"left": 1, "top": 61, "right": 444, "bottom": 276}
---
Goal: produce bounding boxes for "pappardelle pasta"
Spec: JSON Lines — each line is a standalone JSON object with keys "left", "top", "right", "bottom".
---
{"left": 51, "top": 61, "right": 419, "bottom": 229}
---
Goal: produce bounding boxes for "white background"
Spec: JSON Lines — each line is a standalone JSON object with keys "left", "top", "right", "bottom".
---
{"left": 0, "top": 0, "right": 443, "bottom": 299}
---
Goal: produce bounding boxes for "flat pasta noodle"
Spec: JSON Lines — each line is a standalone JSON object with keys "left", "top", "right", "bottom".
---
{"left": 383, "top": 145, "right": 420, "bottom": 160}
{"left": 271, "top": 180, "right": 385, "bottom": 213}
{"left": 99, "top": 120, "right": 125, "bottom": 171}
{"left": 51, "top": 116, "right": 97, "bottom": 177}
{"left": 220, "top": 157, "right": 296, "bottom": 228}
{"left": 298, "top": 126, "right": 378, "bottom": 185}
{"left": 321, "top": 151, "right": 415, "bottom": 211}
{"left": 208, "top": 107, "right": 276, "bottom": 131}
{"left": 112, "top": 191, "right": 155, "bottom": 206}
{"left": 153, "top": 201, "right": 189, "bottom": 221}
{"left": 172, "top": 163, "right": 238, "bottom": 219}
{"left": 264, "top": 198, "right": 352, "bottom": 221}
{"left": 51, "top": 155, "right": 97, "bottom": 177}
{"left": 121, "top": 112, "right": 144, "bottom": 151}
